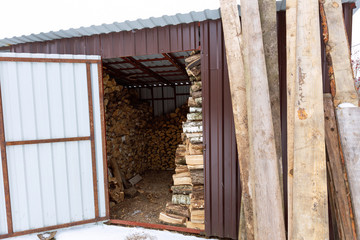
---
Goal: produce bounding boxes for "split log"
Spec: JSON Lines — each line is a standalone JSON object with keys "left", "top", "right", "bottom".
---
{"left": 171, "top": 185, "right": 193, "bottom": 195}
{"left": 159, "top": 212, "right": 186, "bottom": 225}
{"left": 109, "top": 158, "right": 124, "bottom": 192}
{"left": 324, "top": 94, "right": 355, "bottom": 240}
{"left": 175, "top": 165, "right": 189, "bottom": 174}
{"left": 189, "top": 170, "right": 204, "bottom": 185}
{"left": 219, "top": 0, "right": 254, "bottom": 238}
{"left": 286, "top": 0, "right": 297, "bottom": 238}
{"left": 185, "top": 155, "right": 203, "bottom": 165}
{"left": 190, "top": 199, "right": 204, "bottom": 209}
{"left": 172, "top": 172, "right": 192, "bottom": 186}
{"left": 172, "top": 194, "right": 191, "bottom": 205}
{"left": 292, "top": 0, "right": 328, "bottom": 238}
{"left": 240, "top": 0, "right": 286, "bottom": 239}
{"left": 189, "top": 209, "right": 204, "bottom": 224}
{"left": 186, "top": 220, "right": 205, "bottom": 230}
{"left": 188, "top": 143, "right": 203, "bottom": 155}
{"left": 165, "top": 203, "right": 190, "bottom": 218}
{"left": 336, "top": 107, "right": 360, "bottom": 236}
{"left": 320, "top": 0, "right": 359, "bottom": 106}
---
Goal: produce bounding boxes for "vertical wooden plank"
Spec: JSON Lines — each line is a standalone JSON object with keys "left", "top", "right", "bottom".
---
{"left": 336, "top": 107, "right": 360, "bottom": 237}
{"left": 219, "top": 0, "right": 254, "bottom": 239}
{"left": 324, "top": 94, "right": 356, "bottom": 240}
{"left": 0, "top": 80, "right": 13, "bottom": 234}
{"left": 97, "top": 63, "right": 110, "bottom": 218}
{"left": 292, "top": 0, "right": 329, "bottom": 238}
{"left": 86, "top": 63, "right": 99, "bottom": 219}
{"left": 320, "top": 0, "right": 359, "bottom": 107}
{"left": 286, "top": 0, "right": 297, "bottom": 238}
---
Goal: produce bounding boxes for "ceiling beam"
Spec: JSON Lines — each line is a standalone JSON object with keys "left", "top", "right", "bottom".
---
{"left": 122, "top": 57, "right": 175, "bottom": 86}
{"left": 162, "top": 53, "right": 187, "bottom": 75}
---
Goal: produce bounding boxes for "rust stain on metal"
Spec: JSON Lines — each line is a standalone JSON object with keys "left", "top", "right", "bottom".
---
{"left": 297, "top": 108, "right": 308, "bottom": 120}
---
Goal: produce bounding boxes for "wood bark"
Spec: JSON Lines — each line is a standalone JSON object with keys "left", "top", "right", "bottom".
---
{"left": 219, "top": 0, "right": 254, "bottom": 239}
{"left": 320, "top": 0, "right": 359, "bottom": 107}
{"left": 336, "top": 107, "right": 360, "bottom": 237}
{"left": 240, "top": 0, "right": 286, "bottom": 239}
{"left": 258, "top": 0, "right": 283, "bottom": 196}
{"left": 286, "top": 0, "right": 297, "bottom": 238}
{"left": 292, "top": 0, "right": 329, "bottom": 239}
{"left": 324, "top": 94, "right": 356, "bottom": 240}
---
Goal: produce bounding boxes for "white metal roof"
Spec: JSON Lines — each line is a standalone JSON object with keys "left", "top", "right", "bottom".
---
{"left": 0, "top": 0, "right": 356, "bottom": 48}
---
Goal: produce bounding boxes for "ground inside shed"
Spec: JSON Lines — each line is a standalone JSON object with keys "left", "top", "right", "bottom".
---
{"left": 110, "top": 170, "right": 173, "bottom": 224}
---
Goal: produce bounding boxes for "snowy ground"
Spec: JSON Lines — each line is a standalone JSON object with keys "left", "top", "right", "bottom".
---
{"left": 7, "top": 223, "right": 213, "bottom": 240}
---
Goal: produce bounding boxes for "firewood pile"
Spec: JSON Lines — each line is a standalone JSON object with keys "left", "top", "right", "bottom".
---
{"left": 145, "top": 106, "right": 188, "bottom": 170}
{"left": 104, "top": 74, "right": 188, "bottom": 205}
{"left": 159, "top": 51, "right": 205, "bottom": 230}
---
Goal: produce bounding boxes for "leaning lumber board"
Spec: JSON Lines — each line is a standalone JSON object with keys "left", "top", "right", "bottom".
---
{"left": 320, "top": 0, "right": 359, "bottom": 107}
{"left": 336, "top": 107, "right": 360, "bottom": 236}
{"left": 258, "top": 0, "right": 283, "bottom": 195}
{"left": 324, "top": 94, "right": 356, "bottom": 240}
{"left": 219, "top": 0, "right": 254, "bottom": 238}
{"left": 240, "top": 0, "right": 286, "bottom": 239}
{"left": 292, "top": 0, "right": 329, "bottom": 239}
{"left": 286, "top": 0, "right": 297, "bottom": 238}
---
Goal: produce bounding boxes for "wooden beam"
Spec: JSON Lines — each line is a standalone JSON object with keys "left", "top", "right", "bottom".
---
{"left": 286, "top": 0, "right": 297, "bottom": 239}
{"left": 292, "top": 0, "right": 329, "bottom": 238}
{"left": 240, "top": 0, "right": 286, "bottom": 239}
{"left": 336, "top": 106, "right": 360, "bottom": 237}
{"left": 122, "top": 57, "right": 175, "bottom": 86}
{"left": 219, "top": 0, "right": 254, "bottom": 238}
{"left": 324, "top": 94, "right": 356, "bottom": 240}
{"left": 320, "top": 0, "right": 359, "bottom": 106}
{"left": 162, "top": 53, "right": 187, "bottom": 75}
{"left": 258, "top": 0, "right": 283, "bottom": 197}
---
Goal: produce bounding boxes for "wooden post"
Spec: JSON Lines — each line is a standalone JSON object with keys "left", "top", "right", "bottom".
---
{"left": 324, "top": 94, "right": 356, "bottom": 240}
{"left": 320, "top": 0, "right": 359, "bottom": 107}
{"left": 219, "top": 1, "right": 254, "bottom": 238}
{"left": 292, "top": 0, "right": 329, "bottom": 238}
{"left": 336, "top": 107, "right": 360, "bottom": 236}
{"left": 240, "top": 0, "right": 286, "bottom": 239}
{"left": 286, "top": 0, "right": 297, "bottom": 239}
{"left": 258, "top": 0, "right": 283, "bottom": 196}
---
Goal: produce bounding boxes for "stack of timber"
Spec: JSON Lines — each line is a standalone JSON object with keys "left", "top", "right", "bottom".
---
{"left": 104, "top": 74, "right": 152, "bottom": 179}
{"left": 145, "top": 105, "right": 188, "bottom": 170}
{"left": 104, "top": 74, "right": 189, "bottom": 205}
{"left": 159, "top": 51, "right": 205, "bottom": 230}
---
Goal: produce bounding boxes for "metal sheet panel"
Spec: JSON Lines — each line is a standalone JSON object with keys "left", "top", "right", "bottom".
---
{"left": 201, "top": 20, "right": 240, "bottom": 239}
{"left": 0, "top": 52, "right": 106, "bottom": 237}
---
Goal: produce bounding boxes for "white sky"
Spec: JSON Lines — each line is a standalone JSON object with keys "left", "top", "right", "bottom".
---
{"left": 0, "top": 0, "right": 358, "bottom": 47}
{"left": 0, "top": 0, "right": 220, "bottom": 39}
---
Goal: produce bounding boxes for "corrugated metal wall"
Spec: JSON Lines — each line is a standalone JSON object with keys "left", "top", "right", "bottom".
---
{"left": 201, "top": 19, "right": 241, "bottom": 239}
{"left": 137, "top": 86, "right": 190, "bottom": 116}
{"left": 0, "top": 53, "right": 107, "bottom": 237}
{"left": 8, "top": 23, "right": 200, "bottom": 59}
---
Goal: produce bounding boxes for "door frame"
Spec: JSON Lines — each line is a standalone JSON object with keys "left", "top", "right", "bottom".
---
{"left": 0, "top": 55, "right": 109, "bottom": 239}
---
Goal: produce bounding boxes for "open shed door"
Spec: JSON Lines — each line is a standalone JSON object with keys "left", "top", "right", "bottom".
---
{"left": 0, "top": 53, "right": 108, "bottom": 238}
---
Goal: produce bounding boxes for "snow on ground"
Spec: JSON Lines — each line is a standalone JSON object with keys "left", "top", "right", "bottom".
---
{"left": 7, "top": 223, "right": 213, "bottom": 240}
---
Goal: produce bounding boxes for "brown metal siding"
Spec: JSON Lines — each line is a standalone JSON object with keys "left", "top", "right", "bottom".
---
{"left": 201, "top": 19, "right": 241, "bottom": 240}
{"left": 9, "top": 23, "right": 199, "bottom": 58}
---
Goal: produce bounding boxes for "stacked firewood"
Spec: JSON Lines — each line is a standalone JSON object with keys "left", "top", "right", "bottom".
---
{"left": 104, "top": 74, "right": 153, "bottom": 180}
{"left": 145, "top": 106, "right": 188, "bottom": 170}
{"left": 159, "top": 52, "right": 205, "bottom": 230}
{"left": 104, "top": 74, "right": 188, "bottom": 205}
